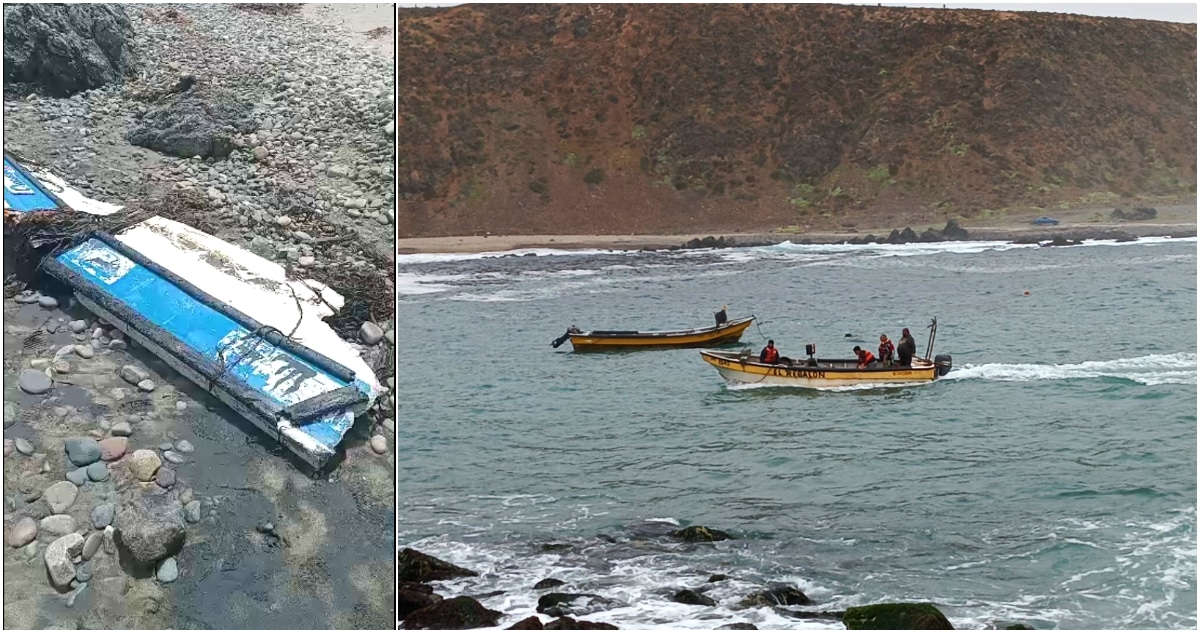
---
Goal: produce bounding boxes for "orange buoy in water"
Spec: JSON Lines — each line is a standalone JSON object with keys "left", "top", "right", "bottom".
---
{"left": 1024, "top": 290, "right": 1031, "bottom": 296}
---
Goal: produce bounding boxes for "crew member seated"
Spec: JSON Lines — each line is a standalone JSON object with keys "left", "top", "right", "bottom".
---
{"left": 853, "top": 346, "right": 876, "bottom": 369}
{"left": 760, "top": 340, "right": 780, "bottom": 364}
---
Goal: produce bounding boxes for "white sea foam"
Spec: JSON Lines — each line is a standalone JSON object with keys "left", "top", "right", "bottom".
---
{"left": 944, "top": 352, "right": 1197, "bottom": 385}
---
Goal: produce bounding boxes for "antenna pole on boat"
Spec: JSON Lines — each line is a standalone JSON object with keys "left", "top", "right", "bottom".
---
{"left": 924, "top": 317, "right": 937, "bottom": 360}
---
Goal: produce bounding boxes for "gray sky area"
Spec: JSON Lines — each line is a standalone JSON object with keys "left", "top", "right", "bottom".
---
{"left": 398, "top": 2, "right": 1197, "bottom": 24}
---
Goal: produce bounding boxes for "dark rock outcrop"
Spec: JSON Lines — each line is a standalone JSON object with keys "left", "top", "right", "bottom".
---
{"left": 399, "top": 582, "right": 443, "bottom": 620}
{"left": 534, "top": 578, "right": 567, "bottom": 590}
{"left": 402, "top": 596, "right": 501, "bottom": 630}
{"left": 843, "top": 603, "right": 954, "bottom": 630}
{"left": 671, "top": 525, "right": 734, "bottom": 542}
{"left": 398, "top": 547, "right": 479, "bottom": 583}
{"left": 114, "top": 488, "right": 185, "bottom": 564}
{"left": 739, "top": 585, "right": 813, "bottom": 608}
{"left": 717, "top": 625, "right": 758, "bottom": 630}
{"left": 507, "top": 616, "right": 546, "bottom": 630}
{"left": 126, "top": 83, "right": 257, "bottom": 158}
{"left": 672, "top": 588, "right": 717, "bottom": 607}
{"left": 707, "top": 574, "right": 730, "bottom": 583}
{"left": 942, "top": 220, "right": 969, "bottom": 240}
{"left": 536, "top": 593, "right": 621, "bottom": 617}
{"left": 544, "top": 617, "right": 619, "bottom": 630}
{"left": 3, "top": 4, "right": 137, "bottom": 96}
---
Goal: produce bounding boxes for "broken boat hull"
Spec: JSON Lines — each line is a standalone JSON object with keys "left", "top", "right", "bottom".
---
{"left": 44, "top": 232, "right": 373, "bottom": 469}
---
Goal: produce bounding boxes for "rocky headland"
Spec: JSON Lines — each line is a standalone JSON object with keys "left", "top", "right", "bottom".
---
{"left": 398, "top": 3, "right": 1195, "bottom": 239}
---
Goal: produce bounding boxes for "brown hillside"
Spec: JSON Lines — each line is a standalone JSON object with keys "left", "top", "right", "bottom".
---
{"left": 398, "top": 4, "right": 1196, "bottom": 237}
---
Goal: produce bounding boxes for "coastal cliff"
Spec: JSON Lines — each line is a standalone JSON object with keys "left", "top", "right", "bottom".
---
{"left": 398, "top": 3, "right": 1196, "bottom": 237}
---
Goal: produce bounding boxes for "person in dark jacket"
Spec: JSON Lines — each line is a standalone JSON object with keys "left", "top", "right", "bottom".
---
{"left": 760, "top": 340, "right": 780, "bottom": 364}
{"left": 897, "top": 327, "right": 916, "bottom": 366}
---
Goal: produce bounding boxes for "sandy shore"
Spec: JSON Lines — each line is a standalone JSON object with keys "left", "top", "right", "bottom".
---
{"left": 398, "top": 203, "right": 1196, "bottom": 254}
{"left": 301, "top": 3, "right": 394, "bottom": 58}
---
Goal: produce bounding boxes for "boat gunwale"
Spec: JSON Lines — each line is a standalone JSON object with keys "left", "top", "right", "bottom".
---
{"left": 572, "top": 316, "right": 755, "bottom": 340}
{"left": 701, "top": 349, "right": 936, "bottom": 374}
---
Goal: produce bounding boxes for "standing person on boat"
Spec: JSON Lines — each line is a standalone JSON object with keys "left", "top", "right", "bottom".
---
{"left": 853, "top": 346, "right": 876, "bottom": 368}
{"left": 760, "top": 340, "right": 780, "bottom": 364}
{"left": 878, "top": 334, "right": 895, "bottom": 367}
{"left": 896, "top": 327, "right": 917, "bottom": 367}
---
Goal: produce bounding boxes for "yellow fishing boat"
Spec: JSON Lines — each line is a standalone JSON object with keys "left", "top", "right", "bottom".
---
{"left": 701, "top": 318, "right": 951, "bottom": 388}
{"left": 552, "top": 310, "right": 755, "bottom": 351}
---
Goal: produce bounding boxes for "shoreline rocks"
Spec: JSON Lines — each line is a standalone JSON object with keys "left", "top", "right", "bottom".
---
{"left": 399, "top": 547, "right": 479, "bottom": 583}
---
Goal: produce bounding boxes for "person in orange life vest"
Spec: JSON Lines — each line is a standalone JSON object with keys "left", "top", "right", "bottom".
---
{"left": 853, "top": 346, "right": 876, "bottom": 368}
{"left": 760, "top": 340, "right": 780, "bottom": 364}
{"left": 878, "top": 334, "right": 895, "bottom": 367}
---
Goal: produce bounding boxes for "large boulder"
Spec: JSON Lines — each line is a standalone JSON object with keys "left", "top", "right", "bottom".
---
{"left": 399, "top": 582, "right": 443, "bottom": 620}
{"left": 3, "top": 3, "right": 137, "bottom": 96}
{"left": 942, "top": 220, "right": 969, "bottom": 240}
{"left": 671, "top": 525, "right": 733, "bottom": 542}
{"left": 399, "top": 547, "right": 478, "bottom": 582}
{"left": 843, "top": 603, "right": 954, "bottom": 630}
{"left": 544, "top": 617, "right": 619, "bottom": 630}
{"left": 739, "top": 585, "right": 813, "bottom": 608}
{"left": 126, "top": 83, "right": 257, "bottom": 158}
{"left": 536, "top": 593, "right": 622, "bottom": 617}
{"left": 402, "top": 596, "right": 501, "bottom": 630}
{"left": 114, "top": 488, "right": 185, "bottom": 563}
{"left": 672, "top": 588, "right": 716, "bottom": 607}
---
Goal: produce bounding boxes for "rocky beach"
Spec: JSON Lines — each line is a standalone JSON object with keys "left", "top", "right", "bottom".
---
{"left": 4, "top": 3, "right": 394, "bottom": 629}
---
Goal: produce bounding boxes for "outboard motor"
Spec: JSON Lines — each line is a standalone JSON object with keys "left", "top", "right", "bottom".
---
{"left": 551, "top": 330, "right": 572, "bottom": 349}
{"left": 934, "top": 354, "right": 953, "bottom": 377}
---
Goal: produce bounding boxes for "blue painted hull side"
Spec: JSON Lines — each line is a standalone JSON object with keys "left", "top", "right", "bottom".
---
{"left": 57, "top": 238, "right": 365, "bottom": 457}
{"left": 4, "top": 156, "right": 61, "bottom": 213}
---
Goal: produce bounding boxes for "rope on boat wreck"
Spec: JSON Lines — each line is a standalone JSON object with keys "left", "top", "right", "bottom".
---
{"left": 208, "top": 285, "right": 306, "bottom": 443}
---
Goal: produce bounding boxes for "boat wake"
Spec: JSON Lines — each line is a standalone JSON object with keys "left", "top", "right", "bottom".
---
{"left": 944, "top": 353, "right": 1196, "bottom": 386}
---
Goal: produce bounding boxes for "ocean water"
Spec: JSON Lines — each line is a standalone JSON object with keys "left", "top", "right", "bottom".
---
{"left": 398, "top": 237, "right": 1197, "bottom": 630}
